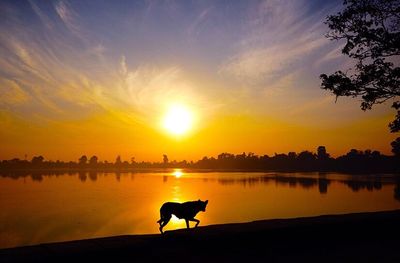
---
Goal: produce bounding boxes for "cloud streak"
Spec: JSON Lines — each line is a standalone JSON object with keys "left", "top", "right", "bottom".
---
{"left": 0, "top": 1, "right": 207, "bottom": 128}
{"left": 219, "top": 0, "right": 339, "bottom": 87}
{"left": 54, "top": 0, "right": 81, "bottom": 37}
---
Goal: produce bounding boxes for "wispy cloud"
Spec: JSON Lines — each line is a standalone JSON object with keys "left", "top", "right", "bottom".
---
{"left": 187, "top": 7, "right": 212, "bottom": 38}
{"left": 119, "top": 55, "right": 127, "bottom": 76}
{"left": 54, "top": 0, "right": 81, "bottom": 37}
{"left": 116, "top": 56, "right": 209, "bottom": 125}
{"left": 0, "top": 0, "right": 347, "bottom": 125}
{"left": 219, "top": 35, "right": 327, "bottom": 85}
{"left": 0, "top": 1, "right": 114, "bottom": 120}
{"left": 0, "top": 78, "right": 30, "bottom": 106}
{"left": 219, "top": 0, "right": 338, "bottom": 87}
{"left": 28, "top": 0, "right": 54, "bottom": 30}
{"left": 0, "top": 15, "right": 206, "bottom": 128}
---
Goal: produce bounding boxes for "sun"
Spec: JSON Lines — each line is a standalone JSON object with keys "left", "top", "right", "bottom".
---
{"left": 163, "top": 104, "right": 193, "bottom": 135}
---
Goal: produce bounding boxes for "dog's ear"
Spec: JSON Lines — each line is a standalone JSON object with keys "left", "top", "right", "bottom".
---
{"left": 198, "top": 199, "right": 200, "bottom": 202}
{"left": 205, "top": 200, "right": 208, "bottom": 204}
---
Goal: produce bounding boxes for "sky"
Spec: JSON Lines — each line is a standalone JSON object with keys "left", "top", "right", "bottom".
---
{"left": 0, "top": 0, "right": 397, "bottom": 162}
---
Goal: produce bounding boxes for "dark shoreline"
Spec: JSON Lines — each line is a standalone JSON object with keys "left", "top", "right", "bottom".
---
{"left": 1, "top": 167, "right": 400, "bottom": 174}
{"left": 1, "top": 210, "right": 400, "bottom": 263}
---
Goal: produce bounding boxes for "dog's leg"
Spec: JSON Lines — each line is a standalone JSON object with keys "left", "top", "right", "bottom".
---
{"left": 159, "top": 215, "right": 171, "bottom": 234}
{"left": 185, "top": 219, "right": 190, "bottom": 229}
{"left": 157, "top": 211, "right": 164, "bottom": 225}
{"left": 190, "top": 218, "right": 200, "bottom": 227}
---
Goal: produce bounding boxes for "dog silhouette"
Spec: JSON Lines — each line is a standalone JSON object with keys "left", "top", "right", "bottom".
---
{"left": 157, "top": 200, "right": 208, "bottom": 233}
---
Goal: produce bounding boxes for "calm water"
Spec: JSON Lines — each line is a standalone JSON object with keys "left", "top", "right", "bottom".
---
{"left": 0, "top": 170, "right": 399, "bottom": 249}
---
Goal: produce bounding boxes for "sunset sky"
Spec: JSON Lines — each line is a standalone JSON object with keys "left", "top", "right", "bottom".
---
{"left": 0, "top": 0, "right": 397, "bottom": 162}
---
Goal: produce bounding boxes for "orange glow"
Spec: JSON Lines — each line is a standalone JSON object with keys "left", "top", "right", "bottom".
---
{"left": 0, "top": 110, "right": 396, "bottom": 161}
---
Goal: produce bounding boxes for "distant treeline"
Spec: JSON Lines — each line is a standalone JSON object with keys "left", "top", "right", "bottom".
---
{"left": 1, "top": 146, "right": 399, "bottom": 173}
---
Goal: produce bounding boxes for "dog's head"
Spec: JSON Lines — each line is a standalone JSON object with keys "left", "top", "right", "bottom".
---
{"left": 198, "top": 199, "right": 208, "bottom": 212}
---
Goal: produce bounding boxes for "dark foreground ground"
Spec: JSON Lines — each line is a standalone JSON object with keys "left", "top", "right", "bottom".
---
{"left": 1, "top": 210, "right": 400, "bottom": 263}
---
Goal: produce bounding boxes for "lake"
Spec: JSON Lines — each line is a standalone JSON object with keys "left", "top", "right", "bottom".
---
{"left": 0, "top": 170, "right": 399, "bottom": 249}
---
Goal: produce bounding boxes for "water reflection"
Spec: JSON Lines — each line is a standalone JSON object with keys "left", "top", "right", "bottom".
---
{"left": 0, "top": 170, "right": 400, "bottom": 249}
{"left": 0, "top": 170, "right": 399, "bottom": 198}
{"left": 78, "top": 171, "right": 87, "bottom": 182}
{"left": 89, "top": 171, "right": 97, "bottom": 181}
{"left": 213, "top": 173, "right": 397, "bottom": 198}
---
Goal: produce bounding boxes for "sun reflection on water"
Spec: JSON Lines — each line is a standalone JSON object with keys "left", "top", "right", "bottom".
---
{"left": 172, "top": 169, "right": 183, "bottom": 178}
{"left": 169, "top": 172, "right": 186, "bottom": 226}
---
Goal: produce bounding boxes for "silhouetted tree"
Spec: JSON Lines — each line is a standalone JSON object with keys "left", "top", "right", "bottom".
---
{"left": 317, "top": 146, "right": 330, "bottom": 160}
{"left": 89, "top": 156, "right": 98, "bottom": 166}
{"left": 297, "top": 151, "right": 316, "bottom": 161}
{"left": 163, "top": 154, "right": 169, "bottom": 164}
{"left": 78, "top": 155, "right": 87, "bottom": 166}
{"left": 320, "top": 0, "right": 400, "bottom": 134}
{"left": 395, "top": 183, "right": 400, "bottom": 201}
{"left": 371, "top": 150, "right": 381, "bottom": 158}
{"left": 288, "top": 152, "right": 297, "bottom": 159}
{"left": 115, "top": 155, "right": 122, "bottom": 166}
{"left": 347, "top": 149, "right": 362, "bottom": 158}
{"left": 391, "top": 137, "right": 400, "bottom": 156}
{"left": 31, "top": 156, "right": 44, "bottom": 165}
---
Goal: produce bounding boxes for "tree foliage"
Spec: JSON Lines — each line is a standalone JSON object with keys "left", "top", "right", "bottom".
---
{"left": 391, "top": 137, "right": 400, "bottom": 156}
{"left": 78, "top": 155, "right": 87, "bottom": 165}
{"left": 320, "top": 0, "right": 400, "bottom": 133}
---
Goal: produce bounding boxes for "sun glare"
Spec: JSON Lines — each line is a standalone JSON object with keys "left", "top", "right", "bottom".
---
{"left": 163, "top": 105, "right": 193, "bottom": 135}
{"left": 172, "top": 169, "right": 183, "bottom": 178}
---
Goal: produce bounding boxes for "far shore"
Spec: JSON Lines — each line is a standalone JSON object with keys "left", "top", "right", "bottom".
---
{"left": 1, "top": 167, "right": 400, "bottom": 174}
{"left": 1, "top": 210, "right": 399, "bottom": 263}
